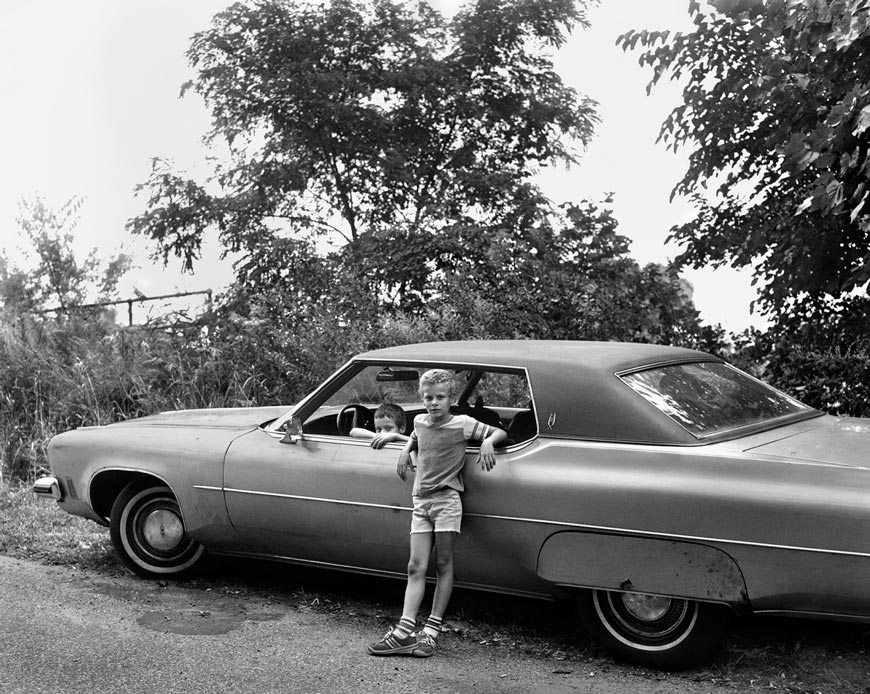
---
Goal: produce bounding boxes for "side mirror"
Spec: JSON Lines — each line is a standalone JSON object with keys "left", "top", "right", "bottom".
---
{"left": 280, "top": 415, "right": 304, "bottom": 444}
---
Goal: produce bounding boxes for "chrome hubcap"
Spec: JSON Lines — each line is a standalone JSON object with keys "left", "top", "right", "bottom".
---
{"left": 621, "top": 593, "right": 673, "bottom": 622}
{"left": 142, "top": 509, "right": 184, "bottom": 551}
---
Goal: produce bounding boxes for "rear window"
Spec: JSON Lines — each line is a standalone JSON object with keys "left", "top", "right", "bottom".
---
{"left": 620, "top": 361, "right": 814, "bottom": 438}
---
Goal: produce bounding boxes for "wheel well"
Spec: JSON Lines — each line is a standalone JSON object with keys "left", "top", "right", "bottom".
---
{"left": 90, "top": 470, "right": 168, "bottom": 521}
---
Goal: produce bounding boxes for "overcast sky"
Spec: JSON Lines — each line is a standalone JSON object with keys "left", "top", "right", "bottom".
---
{"left": 0, "top": 0, "right": 764, "bottom": 331}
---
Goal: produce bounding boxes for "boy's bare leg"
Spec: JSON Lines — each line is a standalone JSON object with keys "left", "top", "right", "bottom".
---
{"left": 405, "top": 530, "right": 457, "bottom": 657}
{"left": 430, "top": 531, "right": 458, "bottom": 619}
{"left": 401, "top": 531, "right": 433, "bottom": 621}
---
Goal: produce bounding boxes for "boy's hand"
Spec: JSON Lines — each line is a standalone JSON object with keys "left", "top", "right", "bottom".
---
{"left": 477, "top": 429, "right": 506, "bottom": 471}
{"left": 397, "top": 450, "right": 414, "bottom": 480}
{"left": 478, "top": 441, "right": 497, "bottom": 471}
{"left": 371, "top": 432, "right": 395, "bottom": 449}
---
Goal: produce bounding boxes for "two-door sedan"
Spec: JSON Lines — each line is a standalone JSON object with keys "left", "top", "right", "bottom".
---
{"left": 34, "top": 340, "right": 870, "bottom": 668}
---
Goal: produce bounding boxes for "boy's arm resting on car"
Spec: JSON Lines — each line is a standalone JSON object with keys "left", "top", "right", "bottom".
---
{"left": 397, "top": 437, "right": 419, "bottom": 480}
{"left": 371, "top": 431, "right": 408, "bottom": 449}
{"left": 478, "top": 427, "right": 507, "bottom": 471}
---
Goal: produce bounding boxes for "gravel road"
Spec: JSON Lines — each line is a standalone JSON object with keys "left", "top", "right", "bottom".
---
{"left": 0, "top": 555, "right": 715, "bottom": 694}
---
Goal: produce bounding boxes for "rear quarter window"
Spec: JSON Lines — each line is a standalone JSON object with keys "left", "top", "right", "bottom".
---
{"left": 620, "top": 361, "right": 813, "bottom": 438}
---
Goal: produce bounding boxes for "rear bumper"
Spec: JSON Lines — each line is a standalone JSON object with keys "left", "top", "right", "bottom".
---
{"left": 33, "top": 476, "right": 63, "bottom": 501}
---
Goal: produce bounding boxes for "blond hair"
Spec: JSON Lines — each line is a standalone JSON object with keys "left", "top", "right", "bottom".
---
{"left": 418, "top": 369, "right": 456, "bottom": 399}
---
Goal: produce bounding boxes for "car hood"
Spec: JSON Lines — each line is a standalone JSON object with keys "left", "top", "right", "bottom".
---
{"left": 744, "top": 415, "right": 870, "bottom": 468}
{"left": 106, "top": 406, "right": 291, "bottom": 430}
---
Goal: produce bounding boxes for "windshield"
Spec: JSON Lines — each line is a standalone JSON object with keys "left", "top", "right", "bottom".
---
{"left": 322, "top": 365, "right": 421, "bottom": 407}
{"left": 620, "top": 361, "right": 815, "bottom": 438}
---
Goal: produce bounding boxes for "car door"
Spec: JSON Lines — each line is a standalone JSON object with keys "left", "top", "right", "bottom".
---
{"left": 222, "top": 361, "right": 545, "bottom": 593}
{"left": 223, "top": 428, "right": 413, "bottom": 575}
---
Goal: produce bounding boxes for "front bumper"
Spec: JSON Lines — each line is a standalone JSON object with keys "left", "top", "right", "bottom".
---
{"left": 33, "top": 476, "right": 63, "bottom": 501}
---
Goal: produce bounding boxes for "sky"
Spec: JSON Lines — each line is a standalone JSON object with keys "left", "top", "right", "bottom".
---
{"left": 0, "top": 0, "right": 764, "bottom": 331}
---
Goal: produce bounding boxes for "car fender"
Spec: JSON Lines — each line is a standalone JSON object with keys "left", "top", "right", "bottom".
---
{"left": 47, "top": 424, "right": 245, "bottom": 550}
{"left": 537, "top": 531, "right": 750, "bottom": 607}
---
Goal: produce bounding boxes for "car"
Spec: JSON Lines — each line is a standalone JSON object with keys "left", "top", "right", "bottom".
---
{"left": 34, "top": 340, "right": 870, "bottom": 669}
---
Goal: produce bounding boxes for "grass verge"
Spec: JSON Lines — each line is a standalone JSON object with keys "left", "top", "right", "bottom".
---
{"left": 0, "top": 480, "right": 115, "bottom": 570}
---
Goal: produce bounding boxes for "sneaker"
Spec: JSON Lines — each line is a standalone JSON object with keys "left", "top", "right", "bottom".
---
{"left": 368, "top": 628, "right": 418, "bottom": 656}
{"left": 411, "top": 631, "right": 438, "bottom": 658}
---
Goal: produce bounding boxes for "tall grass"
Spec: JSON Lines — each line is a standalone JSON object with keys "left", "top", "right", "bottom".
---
{"left": 5, "top": 297, "right": 869, "bottom": 483}
{"left": 0, "top": 303, "right": 439, "bottom": 482}
{"left": 0, "top": 312, "right": 265, "bottom": 481}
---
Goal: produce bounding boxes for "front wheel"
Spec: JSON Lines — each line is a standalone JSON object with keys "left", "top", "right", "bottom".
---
{"left": 576, "top": 589, "right": 732, "bottom": 670}
{"left": 109, "top": 480, "right": 205, "bottom": 578}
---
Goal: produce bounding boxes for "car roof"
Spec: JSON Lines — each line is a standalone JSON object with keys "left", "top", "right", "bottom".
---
{"left": 358, "top": 340, "right": 710, "bottom": 373}
{"left": 355, "top": 340, "right": 720, "bottom": 445}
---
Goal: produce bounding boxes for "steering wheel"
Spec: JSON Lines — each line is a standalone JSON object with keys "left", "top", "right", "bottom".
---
{"left": 337, "top": 404, "right": 374, "bottom": 437}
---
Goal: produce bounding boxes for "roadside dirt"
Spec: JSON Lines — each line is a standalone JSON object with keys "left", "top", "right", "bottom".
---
{"left": 2, "top": 548, "right": 870, "bottom": 693}
{"left": 1, "top": 554, "right": 703, "bottom": 694}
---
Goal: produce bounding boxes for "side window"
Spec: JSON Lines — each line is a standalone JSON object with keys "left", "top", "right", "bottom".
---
{"left": 303, "top": 365, "right": 421, "bottom": 436}
{"left": 459, "top": 370, "right": 537, "bottom": 445}
{"left": 465, "top": 371, "right": 532, "bottom": 409}
{"left": 301, "top": 364, "right": 537, "bottom": 444}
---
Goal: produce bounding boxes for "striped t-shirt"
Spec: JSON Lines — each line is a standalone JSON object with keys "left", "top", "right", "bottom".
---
{"left": 410, "top": 414, "right": 496, "bottom": 496}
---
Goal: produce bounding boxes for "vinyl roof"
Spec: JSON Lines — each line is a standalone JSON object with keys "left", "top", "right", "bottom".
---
{"left": 355, "top": 341, "right": 720, "bottom": 445}
{"left": 358, "top": 340, "right": 712, "bottom": 373}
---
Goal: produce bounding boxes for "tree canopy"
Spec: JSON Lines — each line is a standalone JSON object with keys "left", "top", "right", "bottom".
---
{"left": 129, "top": 0, "right": 598, "bottom": 310}
{"left": 618, "top": 0, "right": 870, "bottom": 326}
{"left": 127, "top": 0, "right": 706, "bottom": 347}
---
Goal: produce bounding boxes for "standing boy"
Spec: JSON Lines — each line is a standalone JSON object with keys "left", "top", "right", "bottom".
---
{"left": 368, "top": 369, "right": 506, "bottom": 657}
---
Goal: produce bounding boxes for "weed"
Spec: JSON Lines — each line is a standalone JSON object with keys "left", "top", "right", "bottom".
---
{"left": 0, "top": 480, "right": 114, "bottom": 569}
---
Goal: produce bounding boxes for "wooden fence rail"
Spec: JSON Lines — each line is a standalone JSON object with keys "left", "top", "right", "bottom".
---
{"left": 35, "top": 289, "right": 213, "bottom": 326}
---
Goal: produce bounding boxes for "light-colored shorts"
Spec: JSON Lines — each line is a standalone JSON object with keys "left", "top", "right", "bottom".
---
{"left": 410, "top": 488, "right": 462, "bottom": 534}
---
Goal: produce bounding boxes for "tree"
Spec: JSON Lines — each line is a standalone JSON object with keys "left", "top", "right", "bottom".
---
{"left": 128, "top": 0, "right": 599, "bottom": 310}
{"left": 618, "top": 0, "right": 870, "bottom": 324}
{"left": 427, "top": 198, "right": 702, "bottom": 343}
{"left": 0, "top": 196, "right": 131, "bottom": 316}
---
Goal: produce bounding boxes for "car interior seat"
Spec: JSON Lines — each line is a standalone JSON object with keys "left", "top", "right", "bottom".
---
{"left": 468, "top": 396, "right": 503, "bottom": 428}
{"left": 505, "top": 408, "right": 537, "bottom": 445}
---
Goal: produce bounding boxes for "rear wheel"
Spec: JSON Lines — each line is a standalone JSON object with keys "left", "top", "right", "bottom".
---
{"left": 109, "top": 480, "right": 205, "bottom": 578}
{"left": 576, "top": 589, "right": 732, "bottom": 670}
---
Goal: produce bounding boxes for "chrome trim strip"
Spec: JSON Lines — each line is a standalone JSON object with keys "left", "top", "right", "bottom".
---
{"left": 236, "top": 553, "right": 406, "bottom": 578}
{"left": 259, "top": 430, "right": 539, "bottom": 452}
{"left": 214, "top": 550, "right": 551, "bottom": 600}
{"left": 222, "top": 486, "right": 411, "bottom": 512}
{"left": 752, "top": 609, "right": 870, "bottom": 623}
{"left": 461, "top": 511, "right": 870, "bottom": 559}
{"left": 216, "top": 486, "right": 870, "bottom": 560}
